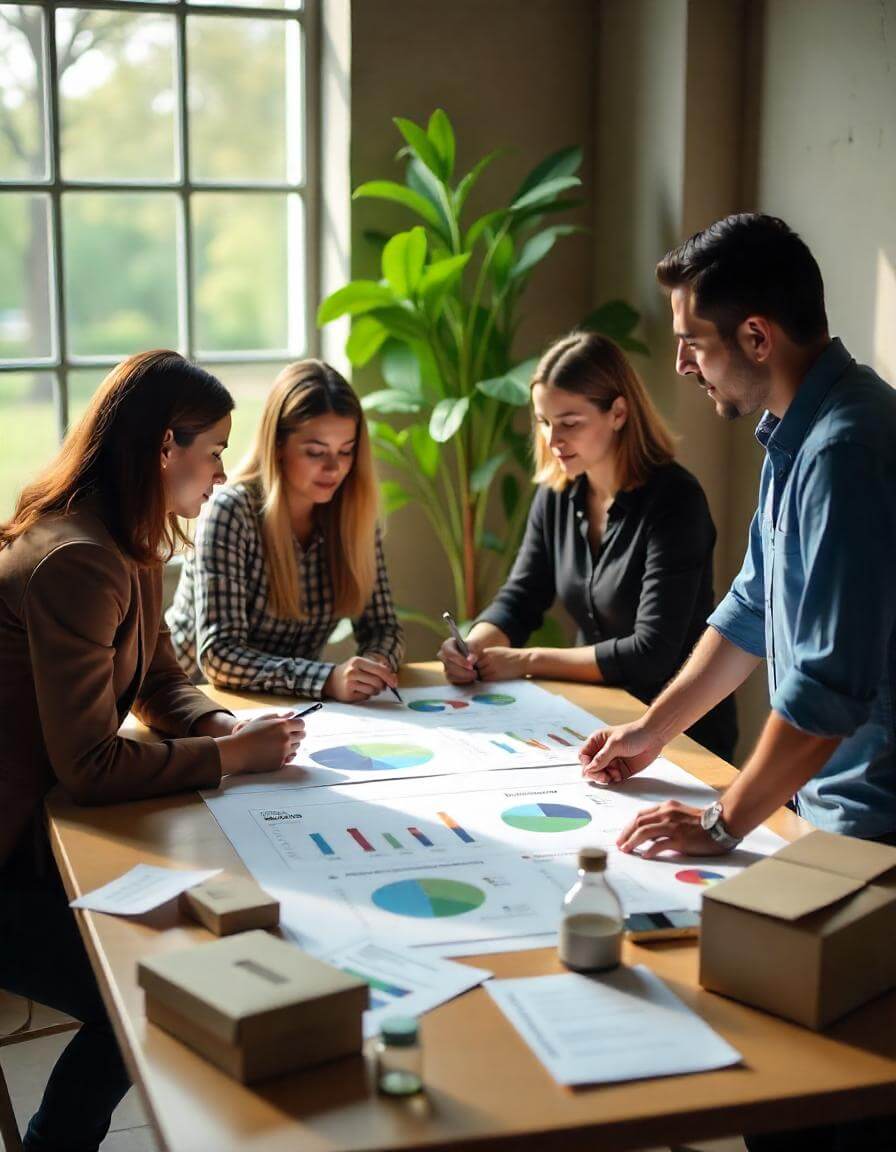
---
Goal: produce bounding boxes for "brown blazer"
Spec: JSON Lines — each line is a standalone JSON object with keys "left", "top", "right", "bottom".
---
{"left": 0, "top": 498, "right": 226, "bottom": 870}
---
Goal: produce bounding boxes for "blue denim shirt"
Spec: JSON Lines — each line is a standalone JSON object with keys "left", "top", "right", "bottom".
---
{"left": 708, "top": 339, "right": 896, "bottom": 837}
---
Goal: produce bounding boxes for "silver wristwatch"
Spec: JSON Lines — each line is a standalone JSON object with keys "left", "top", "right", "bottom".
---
{"left": 700, "top": 801, "right": 742, "bottom": 851}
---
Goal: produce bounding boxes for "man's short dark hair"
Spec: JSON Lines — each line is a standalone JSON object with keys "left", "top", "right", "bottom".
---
{"left": 656, "top": 214, "right": 828, "bottom": 345}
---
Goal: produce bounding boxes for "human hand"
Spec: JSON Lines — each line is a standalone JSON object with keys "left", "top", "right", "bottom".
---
{"left": 579, "top": 719, "right": 665, "bottom": 783}
{"left": 616, "top": 801, "right": 726, "bottom": 857}
{"left": 475, "top": 646, "right": 531, "bottom": 682}
{"left": 218, "top": 712, "right": 305, "bottom": 776}
{"left": 437, "top": 636, "right": 484, "bottom": 684}
{"left": 324, "top": 656, "right": 399, "bottom": 702}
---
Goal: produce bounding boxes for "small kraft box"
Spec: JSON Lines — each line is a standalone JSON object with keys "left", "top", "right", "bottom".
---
{"left": 180, "top": 873, "right": 279, "bottom": 936}
{"left": 138, "top": 930, "right": 368, "bottom": 1082}
{"left": 699, "top": 830, "right": 896, "bottom": 1030}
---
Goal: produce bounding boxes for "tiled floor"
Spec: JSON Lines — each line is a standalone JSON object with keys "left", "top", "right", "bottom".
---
{"left": 2, "top": 1030, "right": 159, "bottom": 1151}
{"left": 2, "top": 1028, "right": 747, "bottom": 1152}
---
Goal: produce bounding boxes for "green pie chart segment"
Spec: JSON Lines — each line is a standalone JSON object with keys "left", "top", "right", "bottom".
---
{"left": 371, "top": 877, "right": 486, "bottom": 918}
{"left": 501, "top": 802, "right": 592, "bottom": 833}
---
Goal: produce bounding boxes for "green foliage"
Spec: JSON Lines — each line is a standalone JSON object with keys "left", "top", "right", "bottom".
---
{"left": 318, "top": 109, "right": 647, "bottom": 629}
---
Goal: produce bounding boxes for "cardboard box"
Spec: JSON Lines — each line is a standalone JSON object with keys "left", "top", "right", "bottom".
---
{"left": 138, "top": 930, "right": 367, "bottom": 1082}
{"left": 180, "top": 874, "right": 279, "bottom": 936}
{"left": 700, "top": 830, "right": 896, "bottom": 1030}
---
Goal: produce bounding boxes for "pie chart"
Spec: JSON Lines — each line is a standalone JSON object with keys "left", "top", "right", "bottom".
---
{"left": 501, "top": 802, "right": 592, "bottom": 833}
{"left": 676, "top": 868, "right": 725, "bottom": 886}
{"left": 472, "top": 692, "right": 515, "bottom": 706}
{"left": 407, "top": 698, "right": 470, "bottom": 713}
{"left": 310, "top": 743, "right": 434, "bottom": 772}
{"left": 371, "top": 877, "right": 486, "bottom": 918}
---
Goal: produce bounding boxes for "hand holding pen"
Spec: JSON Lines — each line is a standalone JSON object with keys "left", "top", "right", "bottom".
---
{"left": 440, "top": 611, "right": 481, "bottom": 682}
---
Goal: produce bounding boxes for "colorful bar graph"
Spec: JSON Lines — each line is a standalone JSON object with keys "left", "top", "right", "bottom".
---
{"left": 408, "top": 826, "right": 433, "bottom": 847}
{"left": 383, "top": 832, "right": 403, "bottom": 850}
{"left": 491, "top": 739, "right": 518, "bottom": 754}
{"left": 548, "top": 733, "right": 572, "bottom": 747}
{"left": 437, "top": 811, "right": 474, "bottom": 843}
{"left": 310, "top": 833, "right": 334, "bottom": 856}
{"left": 563, "top": 726, "right": 587, "bottom": 741}
{"left": 347, "top": 827, "right": 375, "bottom": 852}
{"left": 507, "top": 730, "right": 550, "bottom": 751}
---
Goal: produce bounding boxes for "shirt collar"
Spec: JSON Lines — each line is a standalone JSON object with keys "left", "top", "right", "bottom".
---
{"left": 755, "top": 337, "right": 852, "bottom": 453}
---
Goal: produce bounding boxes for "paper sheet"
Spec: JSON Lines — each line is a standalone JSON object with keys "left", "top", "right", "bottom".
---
{"left": 487, "top": 965, "right": 741, "bottom": 1085}
{"left": 70, "top": 865, "right": 221, "bottom": 915}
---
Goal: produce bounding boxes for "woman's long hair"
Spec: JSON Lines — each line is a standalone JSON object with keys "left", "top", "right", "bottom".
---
{"left": 531, "top": 331, "right": 675, "bottom": 491}
{"left": 0, "top": 350, "right": 233, "bottom": 563}
{"left": 231, "top": 360, "right": 378, "bottom": 620}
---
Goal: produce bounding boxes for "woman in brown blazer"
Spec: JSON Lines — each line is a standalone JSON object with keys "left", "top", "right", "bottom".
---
{"left": 0, "top": 350, "right": 304, "bottom": 1152}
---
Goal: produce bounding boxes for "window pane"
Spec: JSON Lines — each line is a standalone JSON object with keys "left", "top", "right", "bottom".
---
{"left": 203, "top": 360, "right": 289, "bottom": 473}
{"left": 0, "top": 371, "right": 57, "bottom": 517}
{"left": 188, "top": 15, "right": 301, "bottom": 182}
{"left": 0, "top": 5, "right": 48, "bottom": 181}
{"left": 0, "top": 193, "right": 53, "bottom": 360}
{"left": 63, "top": 192, "right": 179, "bottom": 356}
{"left": 190, "top": 2, "right": 301, "bottom": 10}
{"left": 193, "top": 193, "right": 304, "bottom": 355}
{"left": 57, "top": 7, "right": 177, "bottom": 181}
{"left": 66, "top": 365, "right": 104, "bottom": 429}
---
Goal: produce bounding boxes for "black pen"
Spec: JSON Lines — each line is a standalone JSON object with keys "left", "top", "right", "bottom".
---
{"left": 389, "top": 684, "right": 405, "bottom": 705}
{"left": 442, "top": 611, "right": 480, "bottom": 680}
{"left": 294, "top": 702, "right": 323, "bottom": 718}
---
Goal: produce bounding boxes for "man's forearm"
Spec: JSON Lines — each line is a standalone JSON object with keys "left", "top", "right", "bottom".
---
{"left": 645, "top": 627, "right": 761, "bottom": 742}
{"left": 722, "top": 710, "right": 841, "bottom": 837}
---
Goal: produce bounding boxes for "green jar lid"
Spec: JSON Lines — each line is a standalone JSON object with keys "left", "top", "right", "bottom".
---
{"left": 380, "top": 1015, "right": 419, "bottom": 1046}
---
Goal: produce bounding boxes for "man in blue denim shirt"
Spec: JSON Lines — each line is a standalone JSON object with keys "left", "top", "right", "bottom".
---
{"left": 578, "top": 213, "right": 896, "bottom": 1151}
{"left": 579, "top": 214, "right": 896, "bottom": 850}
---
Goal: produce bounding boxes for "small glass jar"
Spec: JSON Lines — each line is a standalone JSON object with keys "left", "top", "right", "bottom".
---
{"left": 374, "top": 1015, "right": 423, "bottom": 1096}
{"left": 558, "top": 846, "right": 624, "bottom": 972}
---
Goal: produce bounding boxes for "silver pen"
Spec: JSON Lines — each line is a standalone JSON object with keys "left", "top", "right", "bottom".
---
{"left": 442, "top": 611, "right": 480, "bottom": 680}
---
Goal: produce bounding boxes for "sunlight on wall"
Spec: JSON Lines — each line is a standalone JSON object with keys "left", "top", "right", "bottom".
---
{"left": 874, "top": 248, "right": 896, "bottom": 386}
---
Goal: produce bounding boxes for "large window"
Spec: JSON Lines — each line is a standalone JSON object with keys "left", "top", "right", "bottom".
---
{"left": 0, "top": 0, "right": 317, "bottom": 515}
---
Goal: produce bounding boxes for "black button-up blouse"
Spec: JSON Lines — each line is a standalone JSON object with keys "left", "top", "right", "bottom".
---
{"left": 478, "top": 461, "right": 738, "bottom": 762}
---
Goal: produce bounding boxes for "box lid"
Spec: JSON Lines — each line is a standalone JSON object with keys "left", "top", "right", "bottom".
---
{"left": 138, "top": 930, "right": 365, "bottom": 1044}
{"left": 773, "top": 829, "right": 896, "bottom": 882}
{"left": 187, "top": 875, "right": 279, "bottom": 916}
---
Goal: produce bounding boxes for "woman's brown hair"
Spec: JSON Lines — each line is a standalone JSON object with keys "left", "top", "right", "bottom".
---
{"left": 531, "top": 331, "right": 675, "bottom": 492}
{"left": 231, "top": 359, "right": 378, "bottom": 620}
{"left": 0, "top": 350, "right": 233, "bottom": 564}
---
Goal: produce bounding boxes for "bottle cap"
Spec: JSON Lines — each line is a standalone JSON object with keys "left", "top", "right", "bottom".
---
{"left": 578, "top": 847, "right": 608, "bottom": 872}
{"left": 380, "top": 1015, "right": 419, "bottom": 1047}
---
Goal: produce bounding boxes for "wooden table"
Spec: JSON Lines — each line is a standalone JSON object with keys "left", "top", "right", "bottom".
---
{"left": 46, "top": 666, "right": 896, "bottom": 1152}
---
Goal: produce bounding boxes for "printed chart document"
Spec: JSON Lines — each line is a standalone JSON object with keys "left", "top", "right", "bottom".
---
{"left": 204, "top": 760, "right": 785, "bottom": 956}
{"left": 70, "top": 865, "right": 221, "bottom": 916}
{"left": 487, "top": 966, "right": 741, "bottom": 1086}
{"left": 212, "top": 680, "right": 606, "bottom": 795}
{"left": 305, "top": 937, "right": 491, "bottom": 1038}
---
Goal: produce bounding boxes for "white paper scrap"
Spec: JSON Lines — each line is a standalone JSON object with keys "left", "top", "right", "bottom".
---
{"left": 70, "top": 865, "right": 221, "bottom": 915}
{"left": 486, "top": 965, "right": 741, "bottom": 1086}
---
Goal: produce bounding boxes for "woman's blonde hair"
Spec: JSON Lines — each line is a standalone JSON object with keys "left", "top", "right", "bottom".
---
{"left": 531, "top": 331, "right": 675, "bottom": 492}
{"left": 232, "top": 360, "right": 378, "bottom": 620}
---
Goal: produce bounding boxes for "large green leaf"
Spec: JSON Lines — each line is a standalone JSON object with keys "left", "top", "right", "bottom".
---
{"left": 366, "top": 419, "right": 403, "bottom": 447}
{"left": 394, "top": 117, "right": 443, "bottom": 177}
{"left": 353, "top": 181, "right": 442, "bottom": 230}
{"left": 317, "top": 281, "right": 396, "bottom": 325}
{"left": 405, "top": 158, "right": 454, "bottom": 244}
{"left": 367, "top": 306, "right": 426, "bottom": 342}
{"left": 345, "top": 315, "right": 388, "bottom": 367}
{"left": 381, "top": 340, "right": 422, "bottom": 393}
{"left": 490, "top": 231, "right": 516, "bottom": 290}
{"left": 382, "top": 227, "right": 427, "bottom": 297}
{"left": 581, "top": 299, "right": 649, "bottom": 355}
{"left": 427, "top": 108, "right": 456, "bottom": 181}
{"left": 453, "top": 149, "right": 503, "bottom": 216}
{"left": 361, "top": 389, "right": 423, "bottom": 415}
{"left": 476, "top": 357, "right": 537, "bottom": 406}
{"left": 408, "top": 423, "right": 439, "bottom": 477}
{"left": 514, "top": 146, "right": 583, "bottom": 201}
{"left": 510, "top": 176, "right": 581, "bottom": 214}
{"left": 380, "top": 479, "right": 414, "bottom": 515}
{"left": 429, "top": 396, "right": 470, "bottom": 442}
{"left": 510, "top": 225, "right": 580, "bottom": 281}
{"left": 418, "top": 252, "right": 470, "bottom": 311}
{"left": 502, "top": 472, "right": 521, "bottom": 521}
{"left": 464, "top": 210, "right": 508, "bottom": 252}
{"left": 480, "top": 529, "right": 505, "bottom": 553}
{"left": 470, "top": 452, "right": 507, "bottom": 494}
{"left": 510, "top": 198, "right": 586, "bottom": 232}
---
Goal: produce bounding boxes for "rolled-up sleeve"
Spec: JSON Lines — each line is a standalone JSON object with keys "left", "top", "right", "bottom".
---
{"left": 771, "top": 443, "right": 896, "bottom": 735}
{"left": 708, "top": 506, "right": 767, "bottom": 658}
{"left": 476, "top": 487, "right": 556, "bottom": 646}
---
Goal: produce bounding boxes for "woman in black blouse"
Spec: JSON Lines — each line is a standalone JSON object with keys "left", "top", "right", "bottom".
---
{"left": 439, "top": 331, "right": 737, "bottom": 761}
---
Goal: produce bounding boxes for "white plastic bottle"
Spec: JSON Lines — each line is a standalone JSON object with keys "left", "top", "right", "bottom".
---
{"left": 558, "top": 847, "right": 624, "bottom": 972}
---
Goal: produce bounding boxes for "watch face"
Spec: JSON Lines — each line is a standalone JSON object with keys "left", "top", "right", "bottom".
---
{"left": 701, "top": 802, "right": 721, "bottom": 831}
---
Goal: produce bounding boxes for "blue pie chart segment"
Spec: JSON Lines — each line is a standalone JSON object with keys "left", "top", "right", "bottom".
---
{"left": 501, "top": 802, "right": 592, "bottom": 833}
{"left": 310, "top": 743, "right": 434, "bottom": 772}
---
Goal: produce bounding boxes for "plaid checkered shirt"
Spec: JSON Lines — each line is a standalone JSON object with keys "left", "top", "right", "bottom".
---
{"left": 167, "top": 481, "right": 404, "bottom": 699}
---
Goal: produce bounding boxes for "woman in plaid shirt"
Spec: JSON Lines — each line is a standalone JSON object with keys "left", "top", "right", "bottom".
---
{"left": 168, "top": 360, "right": 405, "bottom": 702}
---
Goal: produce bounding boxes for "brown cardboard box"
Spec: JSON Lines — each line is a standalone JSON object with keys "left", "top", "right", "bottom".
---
{"left": 180, "top": 874, "right": 279, "bottom": 936}
{"left": 138, "top": 930, "right": 367, "bottom": 1082}
{"left": 699, "top": 830, "right": 896, "bottom": 1030}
